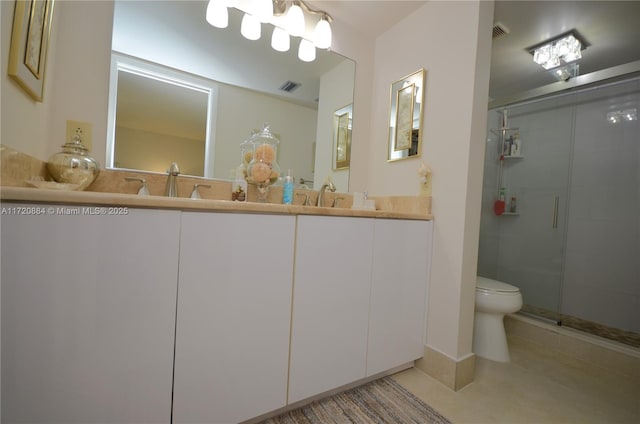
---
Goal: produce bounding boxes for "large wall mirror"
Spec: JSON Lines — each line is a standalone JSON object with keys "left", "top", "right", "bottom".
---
{"left": 387, "top": 69, "right": 425, "bottom": 162}
{"left": 108, "top": 0, "right": 356, "bottom": 190}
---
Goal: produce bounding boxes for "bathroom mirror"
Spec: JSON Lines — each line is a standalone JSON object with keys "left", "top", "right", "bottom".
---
{"left": 109, "top": 0, "right": 356, "bottom": 188}
{"left": 387, "top": 69, "right": 425, "bottom": 162}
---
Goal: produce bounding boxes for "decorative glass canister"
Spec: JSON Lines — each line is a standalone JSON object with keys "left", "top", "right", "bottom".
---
{"left": 245, "top": 123, "right": 281, "bottom": 202}
{"left": 238, "top": 130, "right": 256, "bottom": 180}
{"left": 47, "top": 129, "right": 100, "bottom": 190}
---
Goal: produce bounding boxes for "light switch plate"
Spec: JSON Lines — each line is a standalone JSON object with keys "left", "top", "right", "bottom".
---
{"left": 66, "top": 120, "right": 93, "bottom": 152}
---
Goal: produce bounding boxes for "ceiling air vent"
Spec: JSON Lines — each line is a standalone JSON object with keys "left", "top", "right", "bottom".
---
{"left": 279, "top": 80, "right": 301, "bottom": 93}
{"left": 492, "top": 22, "right": 510, "bottom": 39}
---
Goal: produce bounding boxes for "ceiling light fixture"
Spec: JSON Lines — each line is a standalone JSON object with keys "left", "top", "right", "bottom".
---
{"left": 528, "top": 30, "right": 588, "bottom": 71}
{"left": 607, "top": 109, "right": 637, "bottom": 124}
{"left": 205, "top": 0, "right": 333, "bottom": 62}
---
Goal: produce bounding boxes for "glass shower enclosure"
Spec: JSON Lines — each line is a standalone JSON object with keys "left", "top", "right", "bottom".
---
{"left": 478, "top": 77, "right": 640, "bottom": 347}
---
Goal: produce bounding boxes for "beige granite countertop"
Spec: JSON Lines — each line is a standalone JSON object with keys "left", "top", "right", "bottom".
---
{"left": 1, "top": 186, "right": 433, "bottom": 220}
{"left": 1, "top": 145, "right": 432, "bottom": 220}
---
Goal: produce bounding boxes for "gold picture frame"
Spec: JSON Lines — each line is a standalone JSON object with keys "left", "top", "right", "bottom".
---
{"left": 8, "top": 0, "right": 55, "bottom": 102}
{"left": 388, "top": 69, "right": 426, "bottom": 162}
{"left": 333, "top": 104, "right": 352, "bottom": 170}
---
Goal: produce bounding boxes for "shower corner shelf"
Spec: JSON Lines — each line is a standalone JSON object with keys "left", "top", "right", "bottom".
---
{"left": 490, "top": 127, "right": 519, "bottom": 137}
{"left": 493, "top": 119, "right": 524, "bottom": 217}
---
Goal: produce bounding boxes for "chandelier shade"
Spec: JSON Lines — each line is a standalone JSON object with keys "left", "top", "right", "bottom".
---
{"left": 206, "top": 0, "right": 229, "bottom": 28}
{"left": 298, "top": 38, "right": 316, "bottom": 62}
{"left": 240, "top": 12, "right": 261, "bottom": 40}
{"left": 313, "top": 16, "right": 332, "bottom": 49}
{"left": 271, "top": 26, "right": 290, "bottom": 52}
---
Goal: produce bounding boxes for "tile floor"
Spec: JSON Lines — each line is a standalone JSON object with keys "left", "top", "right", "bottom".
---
{"left": 392, "top": 335, "right": 640, "bottom": 424}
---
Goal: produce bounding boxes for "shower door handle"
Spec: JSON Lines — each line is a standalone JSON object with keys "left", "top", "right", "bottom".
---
{"left": 552, "top": 196, "right": 559, "bottom": 229}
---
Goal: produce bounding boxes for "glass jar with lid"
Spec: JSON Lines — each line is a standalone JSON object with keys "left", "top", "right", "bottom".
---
{"left": 47, "top": 129, "right": 100, "bottom": 190}
{"left": 237, "top": 130, "right": 256, "bottom": 181}
{"left": 246, "top": 122, "right": 281, "bottom": 201}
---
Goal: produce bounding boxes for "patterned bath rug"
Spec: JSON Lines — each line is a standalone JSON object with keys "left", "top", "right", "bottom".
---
{"left": 259, "top": 376, "right": 451, "bottom": 424}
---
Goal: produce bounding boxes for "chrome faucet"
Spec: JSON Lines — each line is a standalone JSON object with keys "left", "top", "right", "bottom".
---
{"left": 164, "top": 162, "right": 180, "bottom": 197}
{"left": 316, "top": 178, "right": 336, "bottom": 207}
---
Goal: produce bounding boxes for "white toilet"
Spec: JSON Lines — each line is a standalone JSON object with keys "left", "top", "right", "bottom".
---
{"left": 473, "top": 276, "right": 523, "bottom": 362}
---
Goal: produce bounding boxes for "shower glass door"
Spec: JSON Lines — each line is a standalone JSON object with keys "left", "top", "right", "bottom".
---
{"left": 479, "top": 95, "right": 575, "bottom": 322}
{"left": 480, "top": 77, "right": 640, "bottom": 344}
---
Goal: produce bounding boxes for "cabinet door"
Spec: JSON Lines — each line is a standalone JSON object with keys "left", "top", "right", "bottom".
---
{"left": 173, "top": 212, "right": 295, "bottom": 424}
{"left": 288, "top": 215, "right": 374, "bottom": 403}
{"left": 367, "top": 219, "right": 433, "bottom": 376}
{"left": 1, "top": 204, "right": 180, "bottom": 423}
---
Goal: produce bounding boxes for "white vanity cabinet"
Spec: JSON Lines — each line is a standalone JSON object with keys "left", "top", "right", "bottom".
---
{"left": 367, "top": 219, "right": 433, "bottom": 376}
{"left": 1, "top": 195, "right": 434, "bottom": 423}
{"left": 1, "top": 204, "right": 180, "bottom": 423}
{"left": 172, "top": 212, "right": 296, "bottom": 424}
{"left": 288, "top": 215, "right": 375, "bottom": 403}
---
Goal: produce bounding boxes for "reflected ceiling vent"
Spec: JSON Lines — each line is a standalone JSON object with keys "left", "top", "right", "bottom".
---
{"left": 279, "top": 80, "right": 301, "bottom": 92}
{"left": 492, "top": 22, "right": 510, "bottom": 39}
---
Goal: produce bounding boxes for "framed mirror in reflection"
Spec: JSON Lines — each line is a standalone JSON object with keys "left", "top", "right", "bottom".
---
{"left": 108, "top": 0, "right": 356, "bottom": 191}
{"left": 106, "top": 54, "right": 217, "bottom": 177}
{"left": 388, "top": 69, "right": 426, "bottom": 162}
{"left": 333, "top": 104, "right": 352, "bottom": 170}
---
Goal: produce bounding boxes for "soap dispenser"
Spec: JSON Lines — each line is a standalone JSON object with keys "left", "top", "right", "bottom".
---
{"left": 283, "top": 169, "right": 294, "bottom": 204}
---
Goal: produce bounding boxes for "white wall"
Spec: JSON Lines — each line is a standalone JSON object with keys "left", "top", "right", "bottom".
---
{"left": 368, "top": 1, "right": 494, "bottom": 360}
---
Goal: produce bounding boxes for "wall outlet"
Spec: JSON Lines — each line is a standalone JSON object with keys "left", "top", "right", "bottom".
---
{"left": 66, "top": 120, "right": 93, "bottom": 152}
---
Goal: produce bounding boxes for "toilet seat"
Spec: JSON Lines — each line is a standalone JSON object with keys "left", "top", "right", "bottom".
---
{"left": 476, "top": 276, "right": 520, "bottom": 294}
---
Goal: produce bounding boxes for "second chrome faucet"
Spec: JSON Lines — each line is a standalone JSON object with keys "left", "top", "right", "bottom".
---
{"left": 316, "top": 178, "right": 336, "bottom": 207}
{"left": 165, "top": 162, "right": 180, "bottom": 197}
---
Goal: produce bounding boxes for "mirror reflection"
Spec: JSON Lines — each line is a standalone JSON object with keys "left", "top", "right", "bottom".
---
{"left": 333, "top": 104, "right": 352, "bottom": 170}
{"left": 108, "top": 0, "right": 356, "bottom": 190}
{"left": 387, "top": 69, "right": 425, "bottom": 161}
{"left": 108, "top": 55, "right": 215, "bottom": 177}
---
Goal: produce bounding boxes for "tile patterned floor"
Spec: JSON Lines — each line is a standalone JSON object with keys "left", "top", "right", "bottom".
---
{"left": 392, "top": 336, "right": 640, "bottom": 424}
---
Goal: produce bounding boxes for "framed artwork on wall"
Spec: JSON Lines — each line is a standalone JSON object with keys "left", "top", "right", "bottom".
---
{"left": 8, "top": 0, "right": 55, "bottom": 102}
{"left": 387, "top": 69, "right": 426, "bottom": 162}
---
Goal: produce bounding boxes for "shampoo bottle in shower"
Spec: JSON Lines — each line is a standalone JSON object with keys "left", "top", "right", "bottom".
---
{"left": 512, "top": 134, "right": 521, "bottom": 156}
